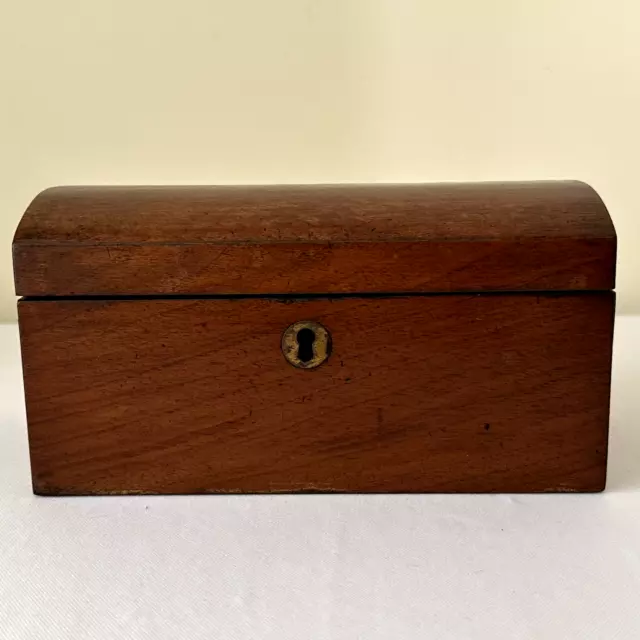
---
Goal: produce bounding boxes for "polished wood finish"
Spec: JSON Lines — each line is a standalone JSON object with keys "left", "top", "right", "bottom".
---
{"left": 19, "top": 293, "right": 614, "bottom": 495}
{"left": 14, "top": 181, "right": 617, "bottom": 494}
{"left": 13, "top": 182, "right": 616, "bottom": 296}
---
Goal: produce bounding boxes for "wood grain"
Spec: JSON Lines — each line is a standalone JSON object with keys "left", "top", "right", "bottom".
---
{"left": 13, "top": 182, "right": 616, "bottom": 296}
{"left": 19, "top": 293, "right": 615, "bottom": 494}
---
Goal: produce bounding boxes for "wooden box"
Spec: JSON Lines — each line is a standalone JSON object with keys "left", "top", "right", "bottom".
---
{"left": 13, "top": 182, "right": 616, "bottom": 494}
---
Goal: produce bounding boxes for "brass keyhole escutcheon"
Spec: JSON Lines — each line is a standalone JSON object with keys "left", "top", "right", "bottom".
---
{"left": 282, "top": 321, "right": 331, "bottom": 369}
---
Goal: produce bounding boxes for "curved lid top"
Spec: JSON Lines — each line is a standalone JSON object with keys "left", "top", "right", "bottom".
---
{"left": 13, "top": 181, "right": 616, "bottom": 296}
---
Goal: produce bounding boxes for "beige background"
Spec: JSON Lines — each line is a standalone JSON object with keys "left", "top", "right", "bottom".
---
{"left": 1, "top": 0, "right": 638, "bottom": 321}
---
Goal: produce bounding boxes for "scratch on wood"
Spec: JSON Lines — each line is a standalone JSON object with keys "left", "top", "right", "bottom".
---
{"left": 267, "top": 482, "right": 340, "bottom": 493}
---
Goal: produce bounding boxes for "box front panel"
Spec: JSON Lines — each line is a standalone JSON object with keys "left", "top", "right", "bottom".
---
{"left": 18, "top": 293, "right": 614, "bottom": 494}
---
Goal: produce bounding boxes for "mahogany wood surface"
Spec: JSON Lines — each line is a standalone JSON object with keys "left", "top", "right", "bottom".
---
{"left": 19, "top": 293, "right": 614, "bottom": 494}
{"left": 13, "top": 182, "right": 616, "bottom": 296}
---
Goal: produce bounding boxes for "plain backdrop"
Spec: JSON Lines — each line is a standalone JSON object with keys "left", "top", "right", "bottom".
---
{"left": 2, "top": 0, "right": 640, "bottom": 321}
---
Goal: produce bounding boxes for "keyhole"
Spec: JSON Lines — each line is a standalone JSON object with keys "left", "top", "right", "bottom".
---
{"left": 282, "top": 320, "right": 330, "bottom": 369}
{"left": 296, "top": 328, "right": 316, "bottom": 363}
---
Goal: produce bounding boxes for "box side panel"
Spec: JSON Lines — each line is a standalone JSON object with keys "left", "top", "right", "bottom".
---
{"left": 14, "top": 238, "right": 615, "bottom": 297}
{"left": 18, "top": 293, "right": 614, "bottom": 494}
